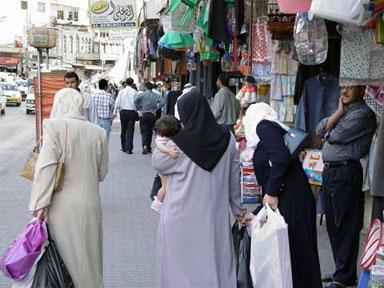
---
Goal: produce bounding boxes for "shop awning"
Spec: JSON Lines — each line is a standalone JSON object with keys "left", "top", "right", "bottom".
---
{"left": 159, "top": 31, "right": 194, "bottom": 49}
{"left": 0, "top": 56, "right": 20, "bottom": 66}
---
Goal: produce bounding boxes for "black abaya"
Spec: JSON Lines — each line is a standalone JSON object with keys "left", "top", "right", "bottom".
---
{"left": 252, "top": 120, "right": 322, "bottom": 288}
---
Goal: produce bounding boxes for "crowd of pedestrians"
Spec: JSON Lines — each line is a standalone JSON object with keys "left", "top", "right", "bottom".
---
{"left": 26, "top": 71, "right": 377, "bottom": 288}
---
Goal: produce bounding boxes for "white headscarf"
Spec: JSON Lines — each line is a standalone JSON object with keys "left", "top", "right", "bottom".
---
{"left": 243, "top": 103, "right": 288, "bottom": 149}
{"left": 174, "top": 84, "right": 195, "bottom": 120}
{"left": 50, "top": 88, "right": 85, "bottom": 119}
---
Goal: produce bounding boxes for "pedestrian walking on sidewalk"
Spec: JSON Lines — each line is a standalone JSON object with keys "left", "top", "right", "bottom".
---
{"left": 210, "top": 73, "right": 240, "bottom": 133}
{"left": 114, "top": 78, "right": 139, "bottom": 154}
{"left": 92, "top": 79, "right": 115, "bottom": 141}
{"left": 135, "top": 82, "right": 162, "bottom": 154}
{"left": 51, "top": 71, "right": 96, "bottom": 122}
{"left": 245, "top": 103, "right": 322, "bottom": 288}
{"left": 317, "top": 86, "right": 377, "bottom": 288}
{"left": 152, "top": 88, "right": 244, "bottom": 288}
{"left": 30, "top": 88, "right": 109, "bottom": 288}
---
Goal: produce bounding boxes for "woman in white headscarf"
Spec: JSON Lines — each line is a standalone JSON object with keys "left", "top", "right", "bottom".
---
{"left": 245, "top": 103, "right": 322, "bottom": 288}
{"left": 30, "top": 88, "right": 109, "bottom": 287}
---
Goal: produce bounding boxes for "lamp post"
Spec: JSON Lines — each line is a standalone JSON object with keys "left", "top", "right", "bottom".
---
{"left": 28, "top": 27, "right": 58, "bottom": 148}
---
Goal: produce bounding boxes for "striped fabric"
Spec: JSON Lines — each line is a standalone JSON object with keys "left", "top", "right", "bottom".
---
{"left": 240, "top": 161, "right": 262, "bottom": 204}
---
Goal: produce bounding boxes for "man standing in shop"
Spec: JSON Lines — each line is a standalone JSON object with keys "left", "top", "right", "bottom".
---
{"left": 135, "top": 82, "right": 162, "bottom": 154}
{"left": 92, "top": 79, "right": 115, "bottom": 142}
{"left": 210, "top": 74, "right": 239, "bottom": 132}
{"left": 114, "top": 78, "right": 139, "bottom": 154}
{"left": 316, "top": 86, "right": 377, "bottom": 288}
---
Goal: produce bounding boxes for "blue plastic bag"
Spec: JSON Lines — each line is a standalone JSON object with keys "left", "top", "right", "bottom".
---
{"left": 358, "top": 270, "right": 370, "bottom": 288}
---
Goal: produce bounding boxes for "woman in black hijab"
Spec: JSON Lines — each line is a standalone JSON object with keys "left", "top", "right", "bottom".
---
{"left": 172, "top": 88, "right": 231, "bottom": 171}
{"left": 152, "top": 88, "right": 243, "bottom": 288}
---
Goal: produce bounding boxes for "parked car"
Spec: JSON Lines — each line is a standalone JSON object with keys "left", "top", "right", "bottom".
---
{"left": 16, "top": 80, "right": 30, "bottom": 101}
{"left": 1, "top": 83, "right": 22, "bottom": 106}
{"left": 25, "top": 93, "right": 35, "bottom": 114}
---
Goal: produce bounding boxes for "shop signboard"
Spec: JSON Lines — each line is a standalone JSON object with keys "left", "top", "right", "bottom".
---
{"left": 89, "top": 0, "right": 136, "bottom": 28}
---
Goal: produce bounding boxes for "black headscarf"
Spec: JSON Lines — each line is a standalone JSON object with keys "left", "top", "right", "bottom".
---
{"left": 171, "top": 88, "right": 231, "bottom": 172}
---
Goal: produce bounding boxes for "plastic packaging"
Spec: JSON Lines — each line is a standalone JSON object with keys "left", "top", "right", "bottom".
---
{"left": 294, "top": 12, "right": 328, "bottom": 65}
{"left": 0, "top": 219, "right": 48, "bottom": 281}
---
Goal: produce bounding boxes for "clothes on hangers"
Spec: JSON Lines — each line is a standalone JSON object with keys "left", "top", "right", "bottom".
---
{"left": 295, "top": 75, "right": 340, "bottom": 134}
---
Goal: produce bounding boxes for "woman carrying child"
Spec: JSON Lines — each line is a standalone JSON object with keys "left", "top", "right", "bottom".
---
{"left": 152, "top": 88, "right": 243, "bottom": 288}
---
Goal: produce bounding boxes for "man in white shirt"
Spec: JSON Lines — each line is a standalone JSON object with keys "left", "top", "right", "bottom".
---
{"left": 114, "top": 78, "right": 139, "bottom": 154}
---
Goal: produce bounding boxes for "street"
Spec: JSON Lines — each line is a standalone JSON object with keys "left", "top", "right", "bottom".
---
{"left": 0, "top": 104, "right": 336, "bottom": 288}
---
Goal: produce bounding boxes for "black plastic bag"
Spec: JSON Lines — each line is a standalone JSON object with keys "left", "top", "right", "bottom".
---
{"left": 31, "top": 232, "right": 74, "bottom": 288}
{"left": 150, "top": 175, "right": 162, "bottom": 200}
{"left": 232, "top": 223, "right": 253, "bottom": 288}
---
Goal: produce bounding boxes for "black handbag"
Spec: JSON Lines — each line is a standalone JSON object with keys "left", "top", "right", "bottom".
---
{"left": 284, "top": 128, "right": 308, "bottom": 157}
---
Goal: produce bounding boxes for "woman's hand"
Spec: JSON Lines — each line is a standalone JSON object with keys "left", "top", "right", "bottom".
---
{"left": 263, "top": 194, "right": 279, "bottom": 210}
{"left": 33, "top": 208, "right": 47, "bottom": 221}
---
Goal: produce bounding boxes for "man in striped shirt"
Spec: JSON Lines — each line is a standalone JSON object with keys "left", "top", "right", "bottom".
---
{"left": 91, "top": 79, "right": 115, "bottom": 142}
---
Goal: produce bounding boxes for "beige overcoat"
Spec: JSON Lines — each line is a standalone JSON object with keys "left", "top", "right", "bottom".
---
{"left": 29, "top": 115, "right": 108, "bottom": 288}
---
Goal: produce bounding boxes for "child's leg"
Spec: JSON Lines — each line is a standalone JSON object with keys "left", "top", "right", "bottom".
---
{"left": 157, "top": 175, "right": 167, "bottom": 202}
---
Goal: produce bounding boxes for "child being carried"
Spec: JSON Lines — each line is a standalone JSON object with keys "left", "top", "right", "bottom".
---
{"left": 151, "top": 115, "right": 181, "bottom": 213}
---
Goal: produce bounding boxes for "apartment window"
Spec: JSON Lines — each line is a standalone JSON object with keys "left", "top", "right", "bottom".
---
{"left": 68, "top": 11, "right": 73, "bottom": 21}
{"left": 70, "top": 36, "right": 73, "bottom": 54}
{"left": 76, "top": 36, "right": 80, "bottom": 56}
{"left": 57, "top": 10, "right": 64, "bottom": 20}
{"left": 63, "top": 36, "right": 67, "bottom": 55}
{"left": 74, "top": 11, "right": 79, "bottom": 22}
{"left": 37, "top": 2, "right": 46, "bottom": 13}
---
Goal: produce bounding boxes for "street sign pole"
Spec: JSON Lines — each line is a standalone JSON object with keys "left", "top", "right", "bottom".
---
{"left": 36, "top": 48, "right": 43, "bottom": 150}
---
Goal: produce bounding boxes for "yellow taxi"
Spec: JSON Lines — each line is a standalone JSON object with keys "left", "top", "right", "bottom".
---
{"left": 1, "top": 83, "right": 22, "bottom": 106}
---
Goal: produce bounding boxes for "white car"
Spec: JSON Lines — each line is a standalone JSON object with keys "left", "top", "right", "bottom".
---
{"left": 25, "top": 93, "right": 35, "bottom": 114}
{"left": 0, "top": 83, "right": 22, "bottom": 106}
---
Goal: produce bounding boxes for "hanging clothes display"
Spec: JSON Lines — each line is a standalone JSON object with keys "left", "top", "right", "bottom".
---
{"left": 208, "top": 0, "right": 230, "bottom": 43}
{"left": 269, "top": 40, "right": 298, "bottom": 124}
{"left": 339, "top": 25, "right": 384, "bottom": 86}
{"left": 252, "top": 18, "right": 270, "bottom": 63}
{"left": 295, "top": 75, "right": 340, "bottom": 134}
{"left": 293, "top": 21, "right": 341, "bottom": 105}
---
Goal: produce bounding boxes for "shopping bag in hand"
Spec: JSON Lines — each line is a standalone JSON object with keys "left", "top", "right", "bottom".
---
{"left": 357, "top": 270, "right": 370, "bottom": 288}
{"left": 31, "top": 231, "right": 74, "bottom": 288}
{"left": 250, "top": 205, "right": 293, "bottom": 288}
{"left": 232, "top": 223, "right": 253, "bottom": 288}
{"left": 0, "top": 219, "right": 48, "bottom": 281}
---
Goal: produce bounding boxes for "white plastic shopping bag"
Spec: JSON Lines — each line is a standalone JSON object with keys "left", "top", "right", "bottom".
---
{"left": 310, "top": 0, "right": 370, "bottom": 26}
{"left": 250, "top": 205, "right": 293, "bottom": 288}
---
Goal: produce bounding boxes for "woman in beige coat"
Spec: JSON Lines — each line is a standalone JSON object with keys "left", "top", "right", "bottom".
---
{"left": 29, "top": 88, "right": 109, "bottom": 287}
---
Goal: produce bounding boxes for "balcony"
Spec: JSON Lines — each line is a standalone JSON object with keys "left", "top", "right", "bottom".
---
{"left": 77, "top": 53, "right": 100, "bottom": 61}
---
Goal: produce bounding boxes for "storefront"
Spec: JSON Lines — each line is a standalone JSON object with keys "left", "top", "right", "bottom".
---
{"left": 0, "top": 50, "right": 24, "bottom": 74}
{"left": 135, "top": 0, "right": 384, "bottom": 284}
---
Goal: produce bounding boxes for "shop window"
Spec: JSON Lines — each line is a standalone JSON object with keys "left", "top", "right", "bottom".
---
{"left": 57, "top": 10, "right": 64, "bottom": 20}
{"left": 74, "top": 11, "right": 79, "bottom": 22}
{"left": 37, "top": 2, "right": 46, "bottom": 13}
